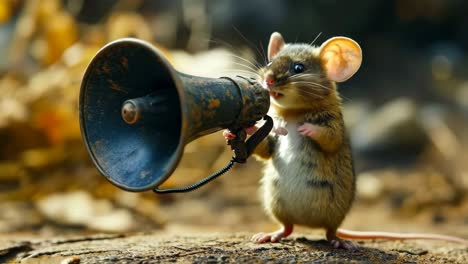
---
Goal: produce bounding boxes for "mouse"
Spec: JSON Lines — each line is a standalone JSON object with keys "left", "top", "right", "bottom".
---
{"left": 224, "top": 32, "right": 468, "bottom": 249}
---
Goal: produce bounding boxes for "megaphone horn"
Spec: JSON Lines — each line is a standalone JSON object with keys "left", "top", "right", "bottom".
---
{"left": 79, "top": 38, "right": 272, "bottom": 193}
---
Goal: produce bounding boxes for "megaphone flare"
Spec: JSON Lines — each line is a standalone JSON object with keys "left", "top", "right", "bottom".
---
{"left": 79, "top": 38, "right": 271, "bottom": 192}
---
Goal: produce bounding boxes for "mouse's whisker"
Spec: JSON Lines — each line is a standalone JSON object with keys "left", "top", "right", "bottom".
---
{"left": 294, "top": 87, "right": 324, "bottom": 95}
{"left": 290, "top": 85, "right": 333, "bottom": 99}
{"left": 288, "top": 75, "right": 324, "bottom": 82}
{"left": 295, "top": 90, "right": 325, "bottom": 99}
{"left": 288, "top": 83, "right": 324, "bottom": 92}
{"left": 289, "top": 73, "right": 325, "bottom": 80}
{"left": 289, "top": 73, "right": 321, "bottom": 77}
{"left": 203, "top": 37, "right": 264, "bottom": 70}
{"left": 294, "top": 87, "right": 327, "bottom": 97}
{"left": 295, "top": 80, "right": 331, "bottom": 90}
{"left": 293, "top": 81, "right": 329, "bottom": 88}
{"left": 309, "top": 32, "right": 322, "bottom": 46}
{"left": 296, "top": 91, "right": 325, "bottom": 99}
{"left": 227, "top": 54, "right": 262, "bottom": 71}
{"left": 292, "top": 82, "right": 352, "bottom": 102}
{"left": 289, "top": 81, "right": 329, "bottom": 90}
{"left": 204, "top": 38, "right": 235, "bottom": 49}
{"left": 220, "top": 70, "right": 261, "bottom": 78}
{"left": 291, "top": 72, "right": 322, "bottom": 77}
{"left": 219, "top": 69, "right": 262, "bottom": 80}
{"left": 259, "top": 41, "right": 268, "bottom": 65}
{"left": 233, "top": 26, "right": 269, "bottom": 68}
{"left": 230, "top": 61, "right": 260, "bottom": 73}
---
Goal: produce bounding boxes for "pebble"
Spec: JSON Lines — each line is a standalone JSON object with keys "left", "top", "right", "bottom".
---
{"left": 36, "top": 190, "right": 135, "bottom": 232}
{"left": 60, "top": 256, "right": 80, "bottom": 264}
{"left": 356, "top": 172, "right": 384, "bottom": 201}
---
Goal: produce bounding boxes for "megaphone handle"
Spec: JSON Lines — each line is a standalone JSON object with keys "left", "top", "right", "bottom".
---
{"left": 245, "top": 115, "right": 274, "bottom": 157}
{"left": 228, "top": 115, "right": 274, "bottom": 163}
{"left": 153, "top": 115, "right": 273, "bottom": 194}
{"left": 228, "top": 129, "right": 248, "bottom": 163}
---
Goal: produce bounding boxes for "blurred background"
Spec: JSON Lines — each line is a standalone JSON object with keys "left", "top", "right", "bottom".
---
{"left": 0, "top": 0, "right": 467, "bottom": 239}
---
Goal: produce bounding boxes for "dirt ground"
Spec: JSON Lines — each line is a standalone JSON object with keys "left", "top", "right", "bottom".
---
{"left": 0, "top": 232, "right": 467, "bottom": 263}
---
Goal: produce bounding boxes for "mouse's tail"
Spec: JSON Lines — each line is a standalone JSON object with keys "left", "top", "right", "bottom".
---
{"left": 336, "top": 229, "right": 468, "bottom": 245}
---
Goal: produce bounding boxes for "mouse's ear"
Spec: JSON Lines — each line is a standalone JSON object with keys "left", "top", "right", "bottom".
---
{"left": 319, "top": 37, "right": 362, "bottom": 82}
{"left": 268, "top": 32, "right": 285, "bottom": 62}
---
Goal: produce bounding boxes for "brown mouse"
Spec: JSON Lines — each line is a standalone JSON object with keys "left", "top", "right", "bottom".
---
{"left": 225, "top": 32, "right": 468, "bottom": 249}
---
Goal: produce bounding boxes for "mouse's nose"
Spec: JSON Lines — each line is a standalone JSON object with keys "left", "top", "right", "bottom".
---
{"left": 265, "top": 75, "right": 275, "bottom": 87}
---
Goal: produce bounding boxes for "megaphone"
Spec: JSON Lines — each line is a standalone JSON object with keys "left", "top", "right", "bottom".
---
{"left": 79, "top": 38, "right": 272, "bottom": 193}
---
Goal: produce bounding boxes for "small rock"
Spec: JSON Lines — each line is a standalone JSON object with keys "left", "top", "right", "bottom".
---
{"left": 87, "top": 209, "right": 134, "bottom": 233}
{"left": 60, "top": 256, "right": 80, "bottom": 264}
{"left": 356, "top": 172, "right": 384, "bottom": 201}
{"left": 36, "top": 191, "right": 135, "bottom": 232}
{"left": 396, "top": 249, "right": 428, "bottom": 256}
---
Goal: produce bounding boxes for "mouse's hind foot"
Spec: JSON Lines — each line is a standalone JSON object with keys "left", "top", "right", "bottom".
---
{"left": 326, "top": 229, "right": 359, "bottom": 250}
{"left": 251, "top": 224, "right": 293, "bottom": 243}
{"left": 329, "top": 238, "right": 358, "bottom": 250}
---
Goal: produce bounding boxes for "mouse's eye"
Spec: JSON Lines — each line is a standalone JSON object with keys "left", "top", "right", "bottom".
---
{"left": 293, "top": 63, "right": 305, "bottom": 74}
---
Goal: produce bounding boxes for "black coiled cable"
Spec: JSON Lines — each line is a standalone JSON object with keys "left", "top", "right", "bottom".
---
{"left": 153, "top": 159, "right": 236, "bottom": 194}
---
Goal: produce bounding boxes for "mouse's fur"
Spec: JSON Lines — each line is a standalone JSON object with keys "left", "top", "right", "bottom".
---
{"left": 251, "top": 32, "right": 361, "bottom": 248}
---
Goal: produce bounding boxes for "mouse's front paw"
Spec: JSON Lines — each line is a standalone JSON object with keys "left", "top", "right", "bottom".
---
{"left": 222, "top": 126, "right": 258, "bottom": 140}
{"left": 223, "top": 130, "right": 236, "bottom": 139}
{"left": 244, "top": 126, "right": 258, "bottom": 135}
{"left": 297, "top": 123, "right": 320, "bottom": 138}
{"left": 274, "top": 127, "right": 288, "bottom": 136}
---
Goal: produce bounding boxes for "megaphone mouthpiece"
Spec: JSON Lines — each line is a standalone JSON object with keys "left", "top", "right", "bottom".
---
{"left": 121, "top": 101, "right": 139, "bottom": 124}
{"left": 121, "top": 89, "right": 174, "bottom": 125}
